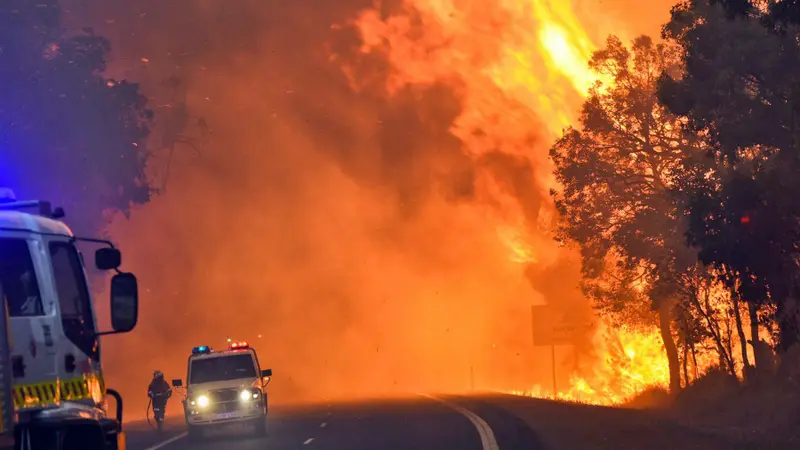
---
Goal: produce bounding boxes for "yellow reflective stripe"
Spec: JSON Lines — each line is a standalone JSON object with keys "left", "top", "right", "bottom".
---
{"left": 12, "top": 374, "right": 105, "bottom": 409}
{"left": 12, "top": 380, "right": 60, "bottom": 409}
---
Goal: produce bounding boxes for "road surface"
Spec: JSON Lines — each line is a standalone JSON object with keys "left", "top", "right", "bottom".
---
{"left": 123, "top": 394, "right": 769, "bottom": 450}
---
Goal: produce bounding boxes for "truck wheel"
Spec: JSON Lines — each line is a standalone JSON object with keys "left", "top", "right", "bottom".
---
{"left": 61, "top": 423, "right": 105, "bottom": 449}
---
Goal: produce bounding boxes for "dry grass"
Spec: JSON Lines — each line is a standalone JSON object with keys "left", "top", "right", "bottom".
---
{"left": 495, "top": 360, "right": 800, "bottom": 447}
{"left": 482, "top": 393, "right": 749, "bottom": 449}
{"left": 624, "top": 369, "right": 800, "bottom": 447}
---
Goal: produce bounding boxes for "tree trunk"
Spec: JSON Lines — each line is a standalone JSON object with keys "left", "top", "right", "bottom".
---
{"left": 691, "top": 287, "right": 735, "bottom": 377}
{"left": 748, "top": 302, "right": 760, "bottom": 367}
{"left": 724, "top": 319, "right": 737, "bottom": 377}
{"left": 682, "top": 338, "right": 689, "bottom": 387}
{"left": 731, "top": 292, "right": 750, "bottom": 379}
{"left": 690, "top": 339, "right": 698, "bottom": 381}
{"left": 776, "top": 302, "right": 797, "bottom": 352}
{"left": 658, "top": 300, "right": 681, "bottom": 393}
{"left": 772, "top": 278, "right": 799, "bottom": 353}
{"left": 678, "top": 312, "right": 691, "bottom": 387}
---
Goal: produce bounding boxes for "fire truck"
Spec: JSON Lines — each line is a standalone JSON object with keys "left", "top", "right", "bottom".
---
{"left": 0, "top": 188, "right": 139, "bottom": 449}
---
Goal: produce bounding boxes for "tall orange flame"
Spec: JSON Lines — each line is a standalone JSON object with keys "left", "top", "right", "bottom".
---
{"left": 345, "top": 0, "right": 750, "bottom": 404}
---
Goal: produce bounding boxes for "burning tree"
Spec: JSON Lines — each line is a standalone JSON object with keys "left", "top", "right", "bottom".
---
{"left": 549, "top": 35, "right": 719, "bottom": 393}
{"left": 659, "top": 0, "right": 800, "bottom": 360}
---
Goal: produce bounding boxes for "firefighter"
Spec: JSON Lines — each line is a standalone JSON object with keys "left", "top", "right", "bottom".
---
{"left": 148, "top": 370, "right": 172, "bottom": 429}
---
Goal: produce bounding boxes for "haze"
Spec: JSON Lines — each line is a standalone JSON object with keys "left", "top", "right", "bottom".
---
{"left": 58, "top": 0, "right": 674, "bottom": 417}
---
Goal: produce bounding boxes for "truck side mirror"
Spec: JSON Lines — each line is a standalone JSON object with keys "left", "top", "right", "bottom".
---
{"left": 261, "top": 369, "right": 272, "bottom": 377}
{"left": 172, "top": 379, "right": 183, "bottom": 387}
{"left": 110, "top": 273, "right": 138, "bottom": 333}
{"left": 96, "top": 247, "right": 121, "bottom": 270}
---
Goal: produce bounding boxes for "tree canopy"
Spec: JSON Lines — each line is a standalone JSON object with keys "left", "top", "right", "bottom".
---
{"left": 550, "top": 35, "right": 703, "bottom": 392}
{"left": 0, "top": 0, "right": 154, "bottom": 235}
{"left": 659, "top": 0, "right": 800, "bottom": 351}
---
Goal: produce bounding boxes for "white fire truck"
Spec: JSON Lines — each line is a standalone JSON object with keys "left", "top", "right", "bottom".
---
{"left": 0, "top": 188, "right": 139, "bottom": 449}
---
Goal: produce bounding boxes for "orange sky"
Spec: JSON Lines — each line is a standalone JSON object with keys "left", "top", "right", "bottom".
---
{"left": 61, "top": 0, "right": 677, "bottom": 418}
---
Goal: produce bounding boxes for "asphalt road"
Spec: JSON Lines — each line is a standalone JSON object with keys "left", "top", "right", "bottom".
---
{"left": 124, "top": 394, "right": 540, "bottom": 450}
{"left": 122, "top": 394, "right": 771, "bottom": 450}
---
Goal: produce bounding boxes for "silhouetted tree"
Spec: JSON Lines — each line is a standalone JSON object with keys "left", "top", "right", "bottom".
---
{"left": 550, "top": 35, "right": 705, "bottom": 393}
{"left": 660, "top": 0, "right": 800, "bottom": 354}
{"left": 0, "top": 0, "right": 154, "bottom": 236}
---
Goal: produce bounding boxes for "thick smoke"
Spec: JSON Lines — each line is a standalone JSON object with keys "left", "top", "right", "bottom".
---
{"left": 58, "top": 0, "right": 603, "bottom": 417}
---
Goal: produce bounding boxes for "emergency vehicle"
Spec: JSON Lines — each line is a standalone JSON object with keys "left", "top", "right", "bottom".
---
{"left": 0, "top": 188, "right": 139, "bottom": 449}
{"left": 172, "top": 341, "right": 271, "bottom": 440}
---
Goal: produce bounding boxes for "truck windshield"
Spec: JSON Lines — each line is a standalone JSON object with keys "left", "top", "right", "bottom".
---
{"left": 0, "top": 238, "right": 44, "bottom": 316}
{"left": 49, "top": 241, "right": 99, "bottom": 361}
{"left": 190, "top": 354, "right": 257, "bottom": 384}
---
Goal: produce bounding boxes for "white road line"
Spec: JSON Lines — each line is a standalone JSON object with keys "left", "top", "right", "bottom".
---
{"left": 419, "top": 394, "right": 499, "bottom": 450}
{"left": 303, "top": 438, "right": 315, "bottom": 444}
{"left": 320, "top": 422, "right": 327, "bottom": 428}
{"left": 142, "top": 431, "right": 188, "bottom": 450}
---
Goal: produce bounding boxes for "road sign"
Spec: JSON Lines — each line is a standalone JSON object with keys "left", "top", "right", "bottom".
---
{"left": 530, "top": 304, "right": 594, "bottom": 397}
{"left": 531, "top": 305, "right": 592, "bottom": 346}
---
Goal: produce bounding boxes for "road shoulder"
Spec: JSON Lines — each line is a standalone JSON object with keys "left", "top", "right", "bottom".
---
{"left": 439, "top": 395, "right": 545, "bottom": 450}
{"left": 469, "top": 393, "right": 753, "bottom": 450}
{"left": 123, "top": 420, "right": 187, "bottom": 450}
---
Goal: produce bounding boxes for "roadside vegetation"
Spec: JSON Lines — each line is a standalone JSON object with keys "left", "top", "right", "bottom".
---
{"left": 0, "top": 0, "right": 155, "bottom": 235}
{"left": 549, "top": 0, "right": 800, "bottom": 441}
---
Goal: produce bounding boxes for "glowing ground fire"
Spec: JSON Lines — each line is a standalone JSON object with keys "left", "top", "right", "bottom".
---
{"left": 511, "top": 326, "right": 671, "bottom": 404}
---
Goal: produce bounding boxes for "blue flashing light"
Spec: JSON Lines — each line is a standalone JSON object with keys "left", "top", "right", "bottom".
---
{"left": 0, "top": 188, "right": 16, "bottom": 203}
{"left": 192, "top": 345, "right": 211, "bottom": 355}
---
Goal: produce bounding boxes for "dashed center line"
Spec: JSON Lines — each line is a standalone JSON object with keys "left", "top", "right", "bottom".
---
{"left": 143, "top": 431, "right": 188, "bottom": 450}
{"left": 320, "top": 422, "right": 327, "bottom": 428}
{"left": 304, "top": 438, "right": 315, "bottom": 444}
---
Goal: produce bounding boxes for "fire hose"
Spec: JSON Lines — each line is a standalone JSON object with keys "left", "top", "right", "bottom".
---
{"left": 146, "top": 393, "right": 169, "bottom": 429}
{"left": 145, "top": 396, "right": 155, "bottom": 429}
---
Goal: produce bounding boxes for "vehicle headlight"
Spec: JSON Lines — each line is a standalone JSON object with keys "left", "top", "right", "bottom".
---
{"left": 196, "top": 395, "right": 209, "bottom": 407}
{"left": 240, "top": 389, "right": 259, "bottom": 401}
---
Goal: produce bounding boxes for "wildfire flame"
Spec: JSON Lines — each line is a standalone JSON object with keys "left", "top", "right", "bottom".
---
{"left": 345, "top": 0, "right": 765, "bottom": 404}
{"left": 511, "top": 325, "right": 671, "bottom": 404}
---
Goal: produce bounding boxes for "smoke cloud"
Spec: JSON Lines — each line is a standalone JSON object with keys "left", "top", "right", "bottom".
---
{"left": 54, "top": 0, "right": 668, "bottom": 418}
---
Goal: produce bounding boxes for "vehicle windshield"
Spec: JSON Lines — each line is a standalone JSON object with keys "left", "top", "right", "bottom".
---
{"left": 190, "top": 353, "right": 257, "bottom": 384}
{"left": 49, "top": 241, "right": 99, "bottom": 360}
{"left": 0, "top": 238, "right": 44, "bottom": 316}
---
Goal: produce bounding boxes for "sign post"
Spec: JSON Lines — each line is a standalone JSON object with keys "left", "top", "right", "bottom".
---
{"left": 470, "top": 366, "right": 474, "bottom": 391}
{"left": 550, "top": 342, "right": 557, "bottom": 397}
{"left": 531, "top": 305, "right": 592, "bottom": 398}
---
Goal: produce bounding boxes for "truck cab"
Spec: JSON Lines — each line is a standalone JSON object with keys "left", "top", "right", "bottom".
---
{"left": 0, "top": 189, "right": 139, "bottom": 449}
{"left": 172, "top": 342, "right": 272, "bottom": 441}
